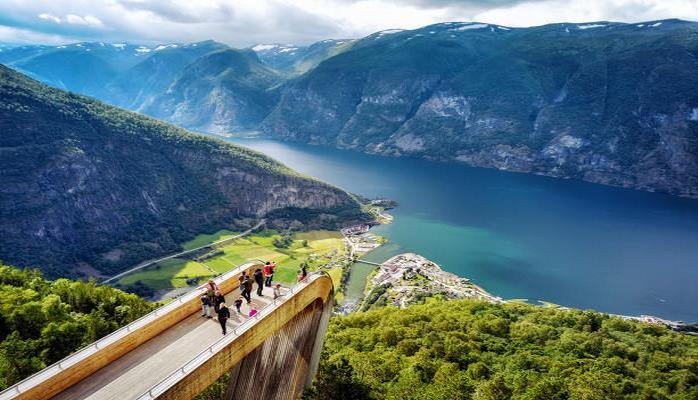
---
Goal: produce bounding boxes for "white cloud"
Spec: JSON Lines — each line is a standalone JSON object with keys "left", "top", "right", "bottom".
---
{"left": 2, "top": 0, "right": 697, "bottom": 46}
{"left": 65, "top": 14, "right": 103, "bottom": 26}
{"left": 38, "top": 13, "right": 61, "bottom": 24}
{"left": 470, "top": 0, "right": 698, "bottom": 27}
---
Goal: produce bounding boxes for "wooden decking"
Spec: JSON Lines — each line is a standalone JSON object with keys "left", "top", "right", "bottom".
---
{"left": 52, "top": 286, "right": 277, "bottom": 400}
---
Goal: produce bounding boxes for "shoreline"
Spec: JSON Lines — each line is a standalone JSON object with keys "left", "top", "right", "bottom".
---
{"left": 345, "top": 215, "right": 695, "bottom": 331}
{"left": 362, "top": 250, "right": 696, "bottom": 332}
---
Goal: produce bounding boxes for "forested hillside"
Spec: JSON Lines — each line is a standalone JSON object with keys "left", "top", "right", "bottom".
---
{"left": 306, "top": 299, "right": 698, "bottom": 399}
{"left": 0, "top": 264, "right": 154, "bottom": 390}
{"left": 0, "top": 66, "right": 369, "bottom": 277}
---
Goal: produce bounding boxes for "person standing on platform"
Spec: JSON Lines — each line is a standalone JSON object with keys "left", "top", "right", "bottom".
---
{"left": 254, "top": 268, "right": 264, "bottom": 296}
{"left": 217, "top": 303, "right": 230, "bottom": 335}
{"left": 241, "top": 275, "right": 253, "bottom": 304}
{"left": 213, "top": 290, "right": 225, "bottom": 313}
{"left": 205, "top": 279, "right": 218, "bottom": 307}
{"left": 298, "top": 265, "right": 308, "bottom": 282}
{"left": 263, "top": 261, "right": 276, "bottom": 287}
{"left": 200, "top": 293, "right": 212, "bottom": 318}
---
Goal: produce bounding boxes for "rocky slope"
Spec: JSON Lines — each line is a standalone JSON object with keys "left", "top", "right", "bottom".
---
{"left": 262, "top": 20, "right": 698, "bottom": 197}
{"left": 0, "top": 66, "right": 368, "bottom": 278}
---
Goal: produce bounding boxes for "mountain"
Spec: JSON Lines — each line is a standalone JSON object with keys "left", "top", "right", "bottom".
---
{"left": 262, "top": 19, "right": 698, "bottom": 198}
{"left": 103, "top": 41, "right": 231, "bottom": 110}
{"left": 142, "top": 48, "right": 283, "bottom": 134}
{"left": 0, "top": 41, "right": 233, "bottom": 111}
{"left": 1, "top": 43, "right": 153, "bottom": 97}
{"left": 251, "top": 39, "right": 354, "bottom": 75}
{"left": 0, "top": 65, "right": 368, "bottom": 278}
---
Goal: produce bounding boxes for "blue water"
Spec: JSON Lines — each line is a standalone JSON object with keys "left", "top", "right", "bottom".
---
{"left": 230, "top": 138, "right": 698, "bottom": 322}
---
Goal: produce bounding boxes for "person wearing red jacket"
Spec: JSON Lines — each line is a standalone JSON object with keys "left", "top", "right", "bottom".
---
{"left": 263, "top": 261, "right": 276, "bottom": 287}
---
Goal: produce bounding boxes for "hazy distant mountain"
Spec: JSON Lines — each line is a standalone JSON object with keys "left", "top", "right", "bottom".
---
{"left": 105, "top": 41, "right": 230, "bottom": 110}
{"left": 142, "top": 48, "right": 283, "bottom": 134}
{"left": 0, "top": 41, "right": 231, "bottom": 106}
{"left": 250, "top": 39, "right": 354, "bottom": 74}
{"left": 1, "top": 41, "right": 282, "bottom": 134}
{"left": 262, "top": 19, "right": 698, "bottom": 197}
{"left": 1, "top": 42, "right": 154, "bottom": 97}
{"left": 0, "top": 65, "right": 367, "bottom": 277}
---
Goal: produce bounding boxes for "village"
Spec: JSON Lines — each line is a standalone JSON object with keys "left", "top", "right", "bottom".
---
{"left": 340, "top": 224, "right": 383, "bottom": 257}
{"left": 362, "top": 252, "right": 502, "bottom": 310}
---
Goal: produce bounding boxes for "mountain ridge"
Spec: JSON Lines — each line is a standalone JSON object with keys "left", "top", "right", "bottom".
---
{"left": 2, "top": 18, "right": 697, "bottom": 197}
{"left": 262, "top": 18, "right": 698, "bottom": 197}
{"left": 0, "top": 65, "right": 369, "bottom": 278}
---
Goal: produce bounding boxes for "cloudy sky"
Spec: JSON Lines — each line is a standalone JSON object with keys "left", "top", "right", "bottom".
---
{"left": 0, "top": 0, "right": 696, "bottom": 46}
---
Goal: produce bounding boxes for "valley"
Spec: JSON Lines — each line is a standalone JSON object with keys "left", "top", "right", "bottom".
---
{"left": 1, "top": 11, "right": 698, "bottom": 400}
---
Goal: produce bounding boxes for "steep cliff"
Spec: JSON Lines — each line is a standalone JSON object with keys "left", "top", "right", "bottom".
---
{"left": 262, "top": 20, "right": 698, "bottom": 197}
{"left": 0, "top": 66, "right": 367, "bottom": 277}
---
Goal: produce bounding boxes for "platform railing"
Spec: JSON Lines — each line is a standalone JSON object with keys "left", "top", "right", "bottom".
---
{"left": 0, "top": 262, "right": 259, "bottom": 400}
{"left": 135, "top": 271, "right": 327, "bottom": 400}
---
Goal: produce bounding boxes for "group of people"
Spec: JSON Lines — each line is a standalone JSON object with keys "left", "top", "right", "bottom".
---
{"left": 200, "top": 261, "right": 283, "bottom": 335}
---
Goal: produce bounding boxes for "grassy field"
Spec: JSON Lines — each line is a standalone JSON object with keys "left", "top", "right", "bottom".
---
{"left": 181, "top": 229, "right": 238, "bottom": 250}
{"left": 118, "top": 258, "right": 215, "bottom": 290}
{"left": 117, "top": 230, "right": 346, "bottom": 293}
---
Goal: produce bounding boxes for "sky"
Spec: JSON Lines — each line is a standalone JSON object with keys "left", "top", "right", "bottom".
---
{"left": 0, "top": 0, "right": 696, "bottom": 46}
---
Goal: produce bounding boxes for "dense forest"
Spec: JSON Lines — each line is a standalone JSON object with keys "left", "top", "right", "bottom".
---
{"left": 0, "top": 264, "right": 154, "bottom": 389}
{"left": 305, "top": 299, "right": 698, "bottom": 400}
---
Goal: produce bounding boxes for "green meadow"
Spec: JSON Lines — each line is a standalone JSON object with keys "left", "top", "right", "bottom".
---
{"left": 117, "top": 230, "right": 346, "bottom": 294}
{"left": 181, "top": 229, "right": 238, "bottom": 250}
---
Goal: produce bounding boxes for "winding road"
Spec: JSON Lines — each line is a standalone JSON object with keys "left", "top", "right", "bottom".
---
{"left": 101, "top": 220, "right": 265, "bottom": 284}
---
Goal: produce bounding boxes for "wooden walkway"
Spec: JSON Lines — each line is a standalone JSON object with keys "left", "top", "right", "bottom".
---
{"left": 52, "top": 285, "right": 278, "bottom": 400}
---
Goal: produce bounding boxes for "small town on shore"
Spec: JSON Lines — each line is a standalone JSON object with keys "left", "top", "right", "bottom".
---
{"left": 338, "top": 218, "right": 697, "bottom": 334}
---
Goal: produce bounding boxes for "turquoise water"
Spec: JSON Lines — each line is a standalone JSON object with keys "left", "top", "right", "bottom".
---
{"left": 230, "top": 138, "right": 698, "bottom": 322}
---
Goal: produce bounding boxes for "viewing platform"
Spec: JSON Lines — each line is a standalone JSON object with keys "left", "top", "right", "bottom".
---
{"left": 0, "top": 263, "right": 334, "bottom": 400}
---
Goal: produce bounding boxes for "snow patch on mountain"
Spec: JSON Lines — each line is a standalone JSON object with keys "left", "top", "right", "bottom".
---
{"left": 252, "top": 44, "right": 279, "bottom": 51}
{"left": 451, "top": 23, "right": 488, "bottom": 31}
{"left": 154, "top": 44, "right": 178, "bottom": 51}
{"left": 578, "top": 24, "right": 606, "bottom": 29}
{"left": 374, "top": 29, "right": 404, "bottom": 39}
